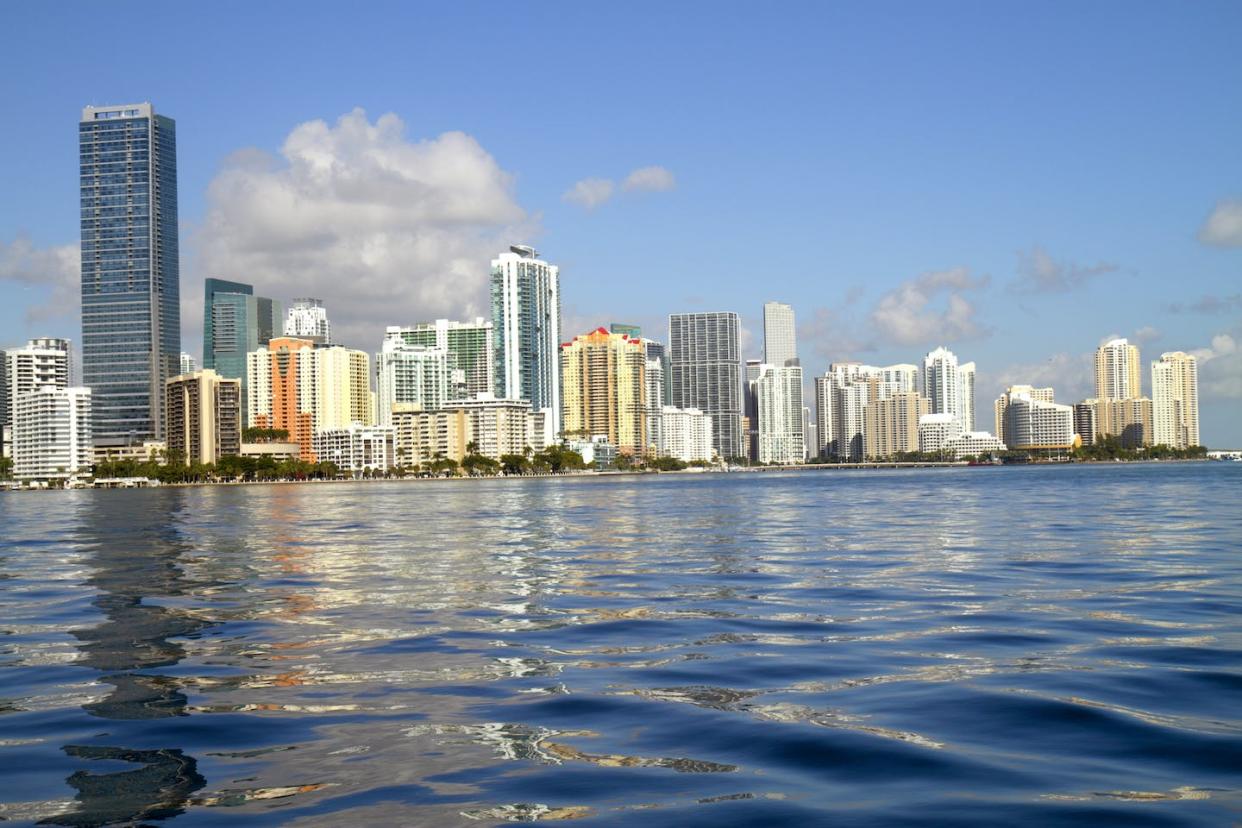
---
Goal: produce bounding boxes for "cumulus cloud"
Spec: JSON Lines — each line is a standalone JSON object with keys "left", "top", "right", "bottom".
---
{"left": 983, "top": 350, "right": 1096, "bottom": 407}
{"left": 562, "top": 178, "right": 615, "bottom": 210}
{"left": 1198, "top": 199, "right": 1242, "bottom": 247}
{"left": 562, "top": 165, "right": 675, "bottom": 210}
{"left": 870, "top": 267, "right": 991, "bottom": 347}
{"left": 195, "top": 108, "right": 533, "bottom": 349}
{"left": 1192, "top": 332, "right": 1242, "bottom": 399}
{"left": 1011, "top": 246, "right": 1118, "bottom": 294}
{"left": 622, "top": 165, "right": 676, "bottom": 193}
{"left": 0, "top": 234, "right": 79, "bottom": 322}
{"left": 801, "top": 289, "right": 873, "bottom": 361}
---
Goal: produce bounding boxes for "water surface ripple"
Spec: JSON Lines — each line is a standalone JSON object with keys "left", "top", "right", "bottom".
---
{"left": 1, "top": 464, "right": 1240, "bottom": 825}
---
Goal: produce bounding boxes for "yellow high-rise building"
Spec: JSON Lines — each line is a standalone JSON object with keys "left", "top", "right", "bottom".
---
{"left": 560, "top": 328, "right": 648, "bottom": 455}
{"left": 864, "top": 391, "right": 929, "bottom": 459}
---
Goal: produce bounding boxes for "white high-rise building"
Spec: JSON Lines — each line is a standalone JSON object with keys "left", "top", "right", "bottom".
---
{"left": 383, "top": 319, "right": 494, "bottom": 400}
{"left": 13, "top": 386, "right": 93, "bottom": 484}
{"left": 1004, "top": 392, "right": 1075, "bottom": 451}
{"left": 4, "top": 338, "right": 73, "bottom": 427}
{"left": 179, "top": 352, "right": 198, "bottom": 376}
{"left": 644, "top": 346, "right": 666, "bottom": 453}
{"left": 658, "top": 406, "right": 713, "bottom": 463}
{"left": 921, "top": 347, "right": 975, "bottom": 432}
{"left": 491, "top": 245, "right": 561, "bottom": 435}
{"left": 755, "top": 363, "right": 804, "bottom": 464}
{"left": 284, "top": 298, "right": 332, "bottom": 344}
{"left": 995, "top": 385, "right": 1054, "bottom": 445}
{"left": 1152, "top": 352, "right": 1199, "bottom": 449}
{"left": 1095, "top": 338, "right": 1141, "bottom": 400}
{"left": 375, "top": 339, "right": 451, "bottom": 426}
{"left": 815, "top": 362, "right": 917, "bottom": 461}
{"left": 763, "top": 302, "right": 797, "bottom": 367}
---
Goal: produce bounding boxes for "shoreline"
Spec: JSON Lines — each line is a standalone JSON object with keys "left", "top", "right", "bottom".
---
{"left": 1, "top": 457, "right": 1220, "bottom": 493}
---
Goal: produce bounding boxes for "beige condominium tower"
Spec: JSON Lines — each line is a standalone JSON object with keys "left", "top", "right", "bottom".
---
{"left": 1151, "top": 351, "right": 1199, "bottom": 449}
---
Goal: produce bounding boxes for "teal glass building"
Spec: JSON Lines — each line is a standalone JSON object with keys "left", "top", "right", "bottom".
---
{"left": 79, "top": 102, "right": 179, "bottom": 443}
{"left": 203, "top": 278, "right": 281, "bottom": 424}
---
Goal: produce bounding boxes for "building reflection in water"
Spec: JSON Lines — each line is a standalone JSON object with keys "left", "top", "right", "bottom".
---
{"left": 43, "top": 490, "right": 211, "bottom": 826}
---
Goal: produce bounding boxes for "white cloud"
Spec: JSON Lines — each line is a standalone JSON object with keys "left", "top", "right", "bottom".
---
{"left": 1011, "top": 246, "right": 1118, "bottom": 293}
{"left": 1192, "top": 333, "right": 1242, "bottom": 399}
{"left": 562, "top": 178, "right": 615, "bottom": 210}
{"left": 1198, "top": 199, "right": 1242, "bottom": 247}
{"left": 0, "top": 234, "right": 79, "bottom": 322}
{"left": 983, "top": 351, "right": 1096, "bottom": 408}
{"left": 562, "top": 165, "right": 675, "bottom": 211}
{"left": 195, "top": 108, "right": 533, "bottom": 349}
{"left": 622, "top": 165, "right": 676, "bottom": 193}
{"left": 869, "top": 267, "right": 990, "bottom": 347}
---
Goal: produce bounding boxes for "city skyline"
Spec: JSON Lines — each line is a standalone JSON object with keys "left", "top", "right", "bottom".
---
{"left": 0, "top": 5, "right": 1239, "bottom": 444}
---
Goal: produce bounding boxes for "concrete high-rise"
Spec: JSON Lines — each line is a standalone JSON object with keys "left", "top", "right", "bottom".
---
{"left": 668, "top": 312, "right": 743, "bottom": 459}
{"left": 815, "top": 362, "right": 918, "bottom": 461}
{"left": 1095, "top": 338, "right": 1141, "bottom": 400}
{"left": 762, "top": 302, "right": 797, "bottom": 367}
{"left": 165, "top": 369, "right": 241, "bottom": 466}
{"left": 384, "top": 319, "right": 494, "bottom": 400}
{"left": 247, "top": 337, "right": 316, "bottom": 459}
{"left": 560, "top": 328, "right": 649, "bottom": 455}
{"left": 744, "top": 358, "right": 763, "bottom": 460}
{"left": 755, "top": 363, "right": 804, "bottom": 464}
{"left": 921, "top": 347, "right": 975, "bottom": 432}
{"left": 994, "top": 385, "right": 1054, "bottom": 445}
{"left": 80, "top": 103, "right": 179, "bottom": 443}
{"left": 1152, "top": 352, "right": 1199, "bottom": 449}
{"left": 13, "top": 387, "right": 93, "bottom": 484}
{"left": 4, "top": 338, "right": 72, "bottom": 427}
{"left": 248, "top": 339, "right": 372, "bottom": 459}
{"left": 284, "top": 298, "right": 331, "bottom": 344}
{"left": 864, "top": 391, "right": 929, "bottom": 459}
{"left": 658, "top": 406, "right": 713, "bottom": 463}
{"left": 1083, "top": 396, "right": 1154, "bottom": 448}
{"left": 491, "top": 245, "right": 562, "bottom": 434}
{"left": 375, "top": 339, "right": 451, "bottom": 426}
{"left": 1003, "top": 393, "right": 1075, "bottom": 452}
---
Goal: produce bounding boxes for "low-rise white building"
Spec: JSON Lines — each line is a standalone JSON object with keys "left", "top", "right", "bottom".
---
{"left": 1004, "top": 393, "right": 1075, "bottom": 451}
{"left": 313, "top": 423, "right": 395, "bottom": 477}
{"left": 943, "top": 431, "right": 1007, "bottom": 459}
{"left": 564, "top": 435, "right": 617, "bottom": 470}
{"left": 658, "top": 406, "right": 713, "bottom": 463}
{"left": 13, "top": 386, "right": 92, "bottom": 485}
{"left": 918, "top": 413, "right": 961, "bottom": 454}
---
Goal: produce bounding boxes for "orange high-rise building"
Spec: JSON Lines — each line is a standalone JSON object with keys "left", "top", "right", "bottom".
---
{"left": 250, "top": 337, "right": 316, "bottom": 460}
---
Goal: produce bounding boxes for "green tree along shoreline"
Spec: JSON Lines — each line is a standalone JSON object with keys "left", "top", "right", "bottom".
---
{"left": 86, "top": 445, "right": 597, "bottom": 484}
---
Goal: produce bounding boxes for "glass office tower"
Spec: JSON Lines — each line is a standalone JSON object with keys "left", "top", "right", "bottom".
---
{"left": 203, "top": 278, "right": 281, "bottom": 425}
{"left": 668, "top": 312, "right": 743, "bottom": 460}
{"left": 80, "top": 102, "right": 179, "bottom": 443}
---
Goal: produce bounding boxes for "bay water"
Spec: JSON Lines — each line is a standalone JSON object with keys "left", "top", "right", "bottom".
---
{"left": 1, "top": 464, "right": 1240, "bottom": 825}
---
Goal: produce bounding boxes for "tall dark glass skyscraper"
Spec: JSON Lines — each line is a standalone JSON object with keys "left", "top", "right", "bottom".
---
{"left": 668, "top": 312, "right": 743, "bottom": 459}
{"left": 80, "top": 102, "right": 179, "bottom": 443}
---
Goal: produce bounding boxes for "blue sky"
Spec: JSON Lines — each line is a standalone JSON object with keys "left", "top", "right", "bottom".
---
{"left": 2, "top": 2, "right": 1240, "bottom": 443}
